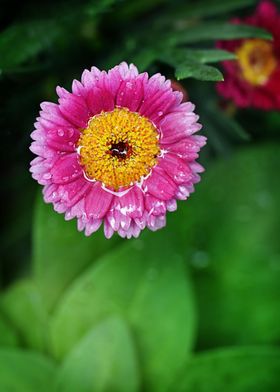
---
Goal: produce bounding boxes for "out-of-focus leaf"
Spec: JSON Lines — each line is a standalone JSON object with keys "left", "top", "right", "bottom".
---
{"left": 0, "top": 315, "right": 18, "bottom": 347}
{"left": 175, "top": 347, "right": 280, "bottom": 392}
{"left": 177, "top": 144, "right": 280, "bottom": 348}
{"left": 180, "top": 49, "right": 236, "bottom": 63}
{"left": 161, "top": 0, "right": 257, "bottom": 22}
{"left": 86, "top": 0, "right": 118, "bottom": 16}
{"left": 50, "top": 236, "right": 196, "bottom": 391}
{"left": 167, "top": 23, "right": 272, "bottom": 45}
{"left": 55, "top": 316, "right": 140, "bottom": 392}
{"left": 0, "top": 348, "right": 56, "bottom": 392}
{"left": 32, "top": 196, "right": 121, "bottom": 311}
{"left": 176, "top": 61, "right": 224, "bottom": 81}
{"left": 0, "top": 280, "right": 49, "bottom": 352}
{"left": 207, "top": 104, "right": 250, "bottom": 141}
{"left": 0, "top": 20, "right": 63, "bottom": 72}
{"left": 161, "top": 48, "right": 236, "bottom": 66}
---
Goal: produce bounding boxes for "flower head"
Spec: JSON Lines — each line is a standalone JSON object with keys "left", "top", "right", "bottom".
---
{"left": 217, "top": 0, "right": 280, "bottom": 110}
{"left": 30, "top": 62, "right": 206, "bottom": 238}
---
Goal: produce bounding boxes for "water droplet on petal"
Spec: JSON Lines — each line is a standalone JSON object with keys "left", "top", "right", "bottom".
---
{"left": 43, "top": 173, "right": 52, "bottom": 180}
{"left": 57, "top": 129, "right": 64, "bottom": 137}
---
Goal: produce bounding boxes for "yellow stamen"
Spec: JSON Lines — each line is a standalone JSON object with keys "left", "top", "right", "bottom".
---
{"left": 77, "top": 108, "right": 160, "bottom": 190}
{"left": 236, "top": 39, "right": 277, "bottom": 86}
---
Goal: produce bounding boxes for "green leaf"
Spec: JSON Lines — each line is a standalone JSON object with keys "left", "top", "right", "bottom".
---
{"left": 160, "top": 49, "right": 235, "bottom": 81}
{"left": 50, "top": 235, "right": 196, "bottom": 391}
{"left": 161, "top": 0, "right": 257, "bottom": 21}
{"left": 178, "top": 144, "right": 280, "bottom": 348}
{"left": 0, "top": 20, "right": 63, "bottom": 72}
{"left": 161, "top": 48, "right": 235, "bottom": 66}
{"left": 32, "top": 196, "right": 121, "bottom": 310}
{"left": 0, "top": 280, "right": 49, "bottom": 352}
{"left": 167, "top": 23, "right": 272, "bottom": 45}
{"left": 175, "top": 61, "right": 224, "bottom": 81}
{"left": 55, "top": 316, "right": 140, "bottom": 392}
{"left": 0, "top": 315, "right": 18, "bottom": 348}
{"left": 182, "top": 49, "right": 236, "bottom": 63}
{"left": 175, "top": 347, "right": 280, "bottom": 392}
{"left": 0, "top": 348, "right": 57, "bottom": 392}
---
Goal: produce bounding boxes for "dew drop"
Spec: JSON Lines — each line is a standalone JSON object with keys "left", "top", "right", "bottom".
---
{"left": 57, "top": 129, "right": 64, "bottom": 137}
{"left": 43, "top": 173, "right": 52, "bottom": 180}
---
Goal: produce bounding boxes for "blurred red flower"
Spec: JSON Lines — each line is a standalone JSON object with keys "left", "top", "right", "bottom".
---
{"left": 217, "top": 0, "right": 280, "bottom": 110}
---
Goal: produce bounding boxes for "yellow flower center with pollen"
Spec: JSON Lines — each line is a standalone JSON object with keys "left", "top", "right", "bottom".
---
{"left": 236, "top": 39, "right": 277, "bottom": 86}
{"left": 77, "top": 108, "right": 160, "bottom": 190}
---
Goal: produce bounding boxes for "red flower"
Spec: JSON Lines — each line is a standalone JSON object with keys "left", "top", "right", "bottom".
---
{"left": 217, "top": 0, "right": 280, "bottom": 110}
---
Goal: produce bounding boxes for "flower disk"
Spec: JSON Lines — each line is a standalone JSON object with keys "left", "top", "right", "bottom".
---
{"left": 30, "top": 62, "right": 206, "bottom": 238}
{"left": 78, "top": 108, "right": 160, "bottom": 190}
{"left": 236, "top": 39, "right": 277, "bottom": 86}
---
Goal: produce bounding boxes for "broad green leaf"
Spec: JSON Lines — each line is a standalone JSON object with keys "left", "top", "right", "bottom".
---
{"left": 175, "top": 347, "right": 280, "bottom": 392}
{"left": 161, "top": 49, "right": 234, "bottom": 81}
{"left": 175, "top": 61, "right": 224, "bottom": 81}
{"left": 0, "top": 348, "right": 57, "bottom": 392}
{"left": 0, "top": 280, "right": 49, "bottom": 352}
{"left": 177, "top": 144, "right": 280, "bottom": 348}
{"left": 50, "top": 235, "right": 196, "bottom": 391}
{"left": 167, "top": 23, "right": 272, "bottom": 45}
{"left": 32, "top": 196, "right": 121, "bottom": 310}
{"left": 0, "top": 315, "right": 18, "bottom": 347}
{"left": 55, "top": 316, "right": 140, "bottom": 392}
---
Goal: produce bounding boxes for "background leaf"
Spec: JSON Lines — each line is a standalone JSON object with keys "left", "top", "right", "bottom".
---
{"left": 55, "top": 316, "right": 140, "bottom": 392}
{"left": 0, "top": 315, "right": 18, "bottom": 348}
{"left": 166, "top": 23, "right": 272, "bottom": 45}
{"left": 32, "top": 197, "right": 121, "bottom": 310}
{"left": 0, "top": 348, "right": 57, "bottom": 392}
{"left": 50, "top": 235, "right": 196, "bottom": 391}
{"left": 175, "top": 347, "right": 280, "bottom": 392}
{"left": 178, "top": 144, "right": 280, "bottom": 348}
{"left": 0, "top": 280, "right": 49, "bottom": 352}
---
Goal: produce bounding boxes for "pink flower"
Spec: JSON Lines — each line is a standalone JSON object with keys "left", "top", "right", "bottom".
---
{"left": 30, "top": 62, "right": 206, "bottom": 238}
{"left": 217, "top": 0, "right": 280, "bottom": 110}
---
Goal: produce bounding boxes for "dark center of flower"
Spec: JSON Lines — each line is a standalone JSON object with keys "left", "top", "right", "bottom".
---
{"left": 109, "top": 141, "right": 132, "bottom": 160}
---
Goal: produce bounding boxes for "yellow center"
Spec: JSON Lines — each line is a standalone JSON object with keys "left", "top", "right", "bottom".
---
{"left": 236, "top": 39, "right": 277, "bottom": 86}
{"left": 77, "top": 108, "right": 160, "bottom": 190}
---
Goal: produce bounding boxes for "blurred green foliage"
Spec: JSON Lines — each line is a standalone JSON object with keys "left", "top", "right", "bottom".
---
{"left": 1, "top": 0, "right": 280, "bottom": 391}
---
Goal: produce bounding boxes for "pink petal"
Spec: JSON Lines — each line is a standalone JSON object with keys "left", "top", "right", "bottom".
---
{"left": 143, "top": 166, "right": 177, "bottom": 200}
{"left": 85, "top": 183, "right": 113, "bottom": 219}
{"left": 160, "top": 111, "right": 202, "bottom": 144}
{"left": 145, "top": 194, "right": 166, "bottom": 216}
{"left": 57, "top": 87, "right": 89, "bottom": 128}
{"left": 118, "top": 187, "right": 144, "bottom": 219}
{"left": 159, "top": 154, "right": 193, "bottom": 185}
{"left": 86, "top": 87, "right": 115, "bottom": 115}
{"left": 51, "top": 153, "right": 83, "bottom": 184}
